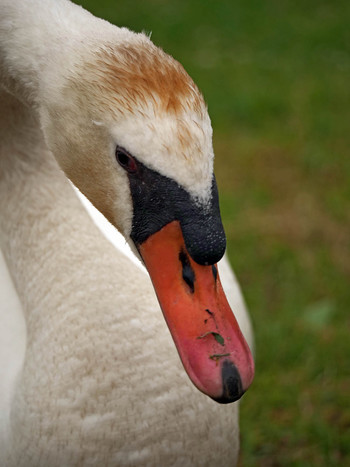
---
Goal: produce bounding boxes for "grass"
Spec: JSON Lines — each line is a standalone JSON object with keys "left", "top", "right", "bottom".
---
{"left": 76, "top": 1, "right": 350, "bottom": 464}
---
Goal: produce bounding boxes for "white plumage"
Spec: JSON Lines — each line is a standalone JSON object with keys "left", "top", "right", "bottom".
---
{"left": 0, "top": 1, "right": 253, "bottom": 465}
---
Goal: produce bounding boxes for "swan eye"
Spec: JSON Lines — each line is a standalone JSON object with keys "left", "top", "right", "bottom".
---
{"left": 115, "top": 147, "right": 138, "bottom": 174}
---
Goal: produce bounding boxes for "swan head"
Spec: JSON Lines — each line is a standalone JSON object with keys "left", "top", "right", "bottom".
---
{"left": 40, "top": 31, "right": 254, "bottom": 403}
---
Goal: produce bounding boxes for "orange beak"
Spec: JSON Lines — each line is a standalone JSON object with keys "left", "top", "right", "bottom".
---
{"left": 139, "top": 220, "right": 254, "bottom": 403}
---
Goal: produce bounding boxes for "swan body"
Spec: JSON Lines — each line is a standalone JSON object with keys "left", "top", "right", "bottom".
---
{"left": 0, "top": 1, "right": 253, "bottom": 465}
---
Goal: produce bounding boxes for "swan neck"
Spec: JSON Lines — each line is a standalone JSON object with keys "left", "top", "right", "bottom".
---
{"left": 0, "top": 0, "right": 105, "bottom": 107}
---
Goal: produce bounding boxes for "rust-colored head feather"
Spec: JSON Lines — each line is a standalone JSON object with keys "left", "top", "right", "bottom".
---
{"left": 76, "top": 34, "right": 206, "bottom": 122}
{"left": 89, "top": 39, "right": 206, "bottom": 119}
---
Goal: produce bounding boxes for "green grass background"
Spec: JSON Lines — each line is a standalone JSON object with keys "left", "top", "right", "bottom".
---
{"left": 75, "top": 1, "right": 349, "bottom": 464}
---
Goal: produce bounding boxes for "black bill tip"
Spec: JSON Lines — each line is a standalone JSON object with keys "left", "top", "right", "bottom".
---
{"left": 212, "top": 361, "right": 245, "bottom": 404}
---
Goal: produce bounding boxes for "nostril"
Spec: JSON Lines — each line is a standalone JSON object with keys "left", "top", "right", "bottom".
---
{"left": 179, "top": 250, "right": 195, "bottom": 293}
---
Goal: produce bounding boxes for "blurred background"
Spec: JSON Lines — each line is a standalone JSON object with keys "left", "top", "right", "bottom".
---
{"left": 75, "top": 1, "right": 349, "bottom": 465}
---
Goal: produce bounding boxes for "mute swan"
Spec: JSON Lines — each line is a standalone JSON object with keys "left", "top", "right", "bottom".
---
{"left": 0, "top": 0, "right": 254, "bottom": 465}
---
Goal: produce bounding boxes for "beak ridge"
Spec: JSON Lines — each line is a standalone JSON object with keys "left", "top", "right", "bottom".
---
{"left": 139, "top": 220, "right": 254, "bottom": 402}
